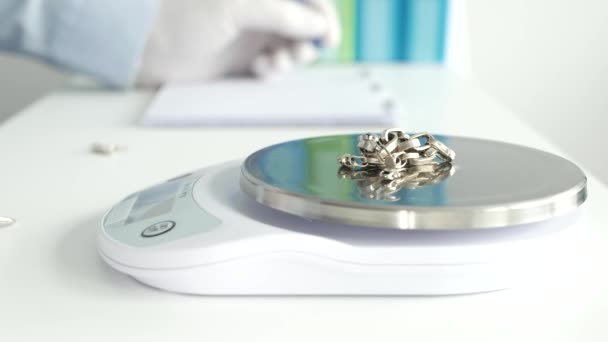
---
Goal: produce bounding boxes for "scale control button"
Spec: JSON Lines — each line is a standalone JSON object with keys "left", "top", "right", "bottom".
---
{"left": 141, "top": 221, "right": 175, "bottom": 237}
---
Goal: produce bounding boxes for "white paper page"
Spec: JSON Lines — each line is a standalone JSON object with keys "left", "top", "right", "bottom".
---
{"left": 142, "top": 68, "right": 400, "bottom": 126}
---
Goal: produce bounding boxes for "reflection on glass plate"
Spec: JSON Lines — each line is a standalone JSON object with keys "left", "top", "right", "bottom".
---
{"left": 338, "top": 162, "right": 455, "bottom": 201}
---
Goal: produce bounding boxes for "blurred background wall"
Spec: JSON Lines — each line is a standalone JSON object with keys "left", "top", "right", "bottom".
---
{"left": 0, "top": 0, "right": 606, "bottom": 181}
{"left": 0, "top": 54, "right": 67, "bottom": 121}
{"left": 467, "top": 0, "right": 608, "bottom": 183}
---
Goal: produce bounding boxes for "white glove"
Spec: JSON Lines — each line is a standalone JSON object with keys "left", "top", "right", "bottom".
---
{"left": 137, "top": 0, "right": 341, "bottom": 86}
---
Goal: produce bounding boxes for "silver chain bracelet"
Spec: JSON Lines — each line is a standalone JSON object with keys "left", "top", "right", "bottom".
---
{"left": 338, "top": 128, "right": 456, "bottom": 181}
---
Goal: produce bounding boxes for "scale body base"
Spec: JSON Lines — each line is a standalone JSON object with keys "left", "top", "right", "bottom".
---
{"left": 98, "top": 162, "right": 583, "bottom": 295}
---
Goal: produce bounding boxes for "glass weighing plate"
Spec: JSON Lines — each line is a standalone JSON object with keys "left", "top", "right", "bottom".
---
{"left": 240, "top": 134, "right": 587, "bottom": 230}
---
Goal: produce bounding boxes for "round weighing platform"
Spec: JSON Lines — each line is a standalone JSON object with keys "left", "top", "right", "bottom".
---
{"left": 241, "top": 134, "right": 587, "bottom": 230}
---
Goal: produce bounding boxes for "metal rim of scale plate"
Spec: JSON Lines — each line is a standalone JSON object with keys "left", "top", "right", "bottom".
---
{"left": 240, "top": 134, "right": 587, "bottom": 230}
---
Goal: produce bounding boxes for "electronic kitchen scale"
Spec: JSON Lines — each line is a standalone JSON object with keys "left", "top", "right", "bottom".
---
{"left": 98, "top": 134, "right": 587, "bottom": 295}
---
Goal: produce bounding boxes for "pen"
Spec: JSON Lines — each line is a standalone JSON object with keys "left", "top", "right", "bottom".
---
{"left": 0, "top": 216, "right": 15, "bottom": 227}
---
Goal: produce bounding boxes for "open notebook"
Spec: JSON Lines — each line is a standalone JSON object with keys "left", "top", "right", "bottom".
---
{"left": 142, "top": 68, "right": 399, "bottom": 126}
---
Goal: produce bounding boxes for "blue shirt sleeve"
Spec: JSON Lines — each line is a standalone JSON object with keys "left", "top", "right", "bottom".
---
{"left": 0, "top": 0, "right": 159, "bottom": 88}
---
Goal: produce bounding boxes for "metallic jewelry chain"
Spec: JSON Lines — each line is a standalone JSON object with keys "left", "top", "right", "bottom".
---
{"left": 338, "top": 128, "right": 456, "bottom": 180}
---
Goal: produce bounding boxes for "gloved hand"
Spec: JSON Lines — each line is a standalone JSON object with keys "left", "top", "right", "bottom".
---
{"left": 137, "top": 0, "right": 340, "bottom": 86}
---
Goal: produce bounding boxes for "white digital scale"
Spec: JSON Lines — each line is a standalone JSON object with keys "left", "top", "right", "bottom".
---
{"left": 98, "top": 135, "right": 587, "bottom": 295}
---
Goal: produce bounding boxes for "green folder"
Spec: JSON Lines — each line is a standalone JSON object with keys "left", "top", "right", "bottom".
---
{"left": 337, "top": 0, "right": 356, "bottom": 62}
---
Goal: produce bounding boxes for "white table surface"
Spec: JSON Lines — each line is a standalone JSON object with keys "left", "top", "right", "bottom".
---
{"left": 1, "top": 65, "right": 607, "bottom": 341}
